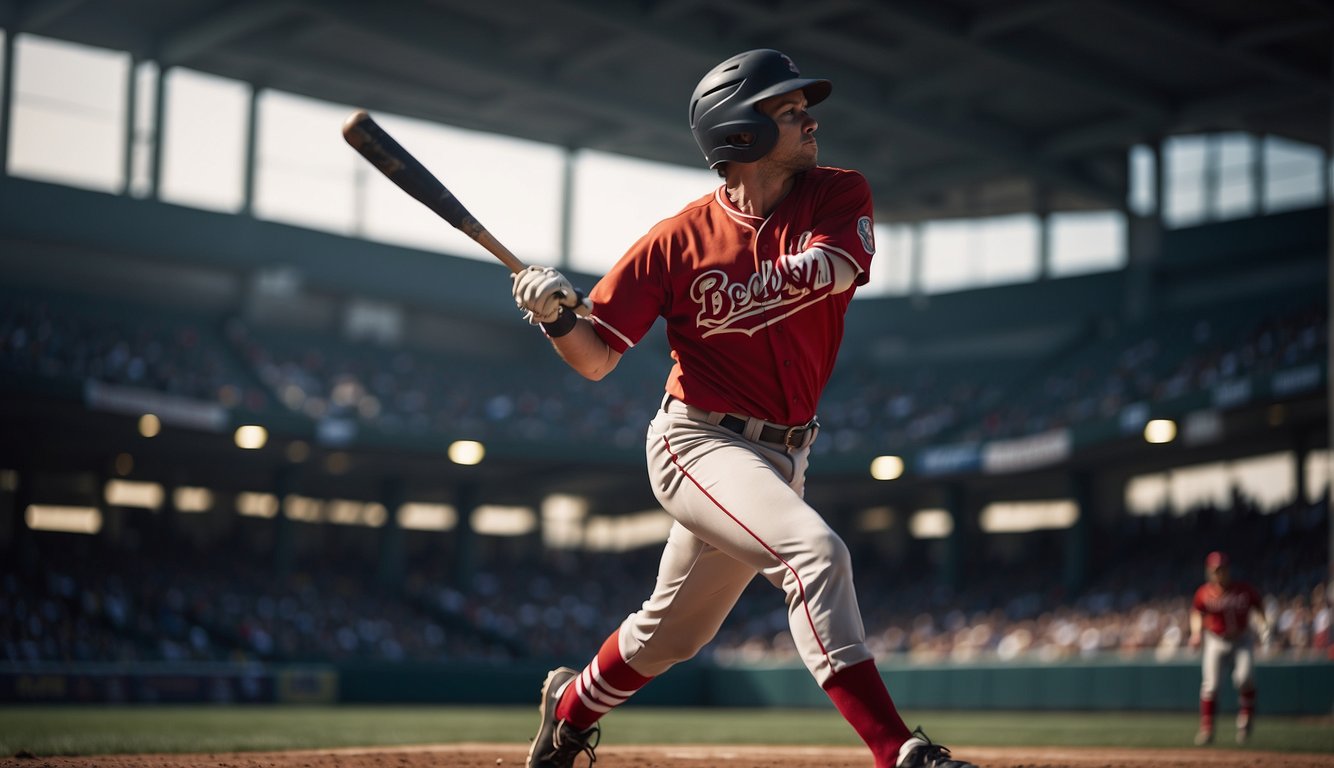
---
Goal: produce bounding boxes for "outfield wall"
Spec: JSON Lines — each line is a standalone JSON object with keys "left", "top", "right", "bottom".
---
{"left": 7, "top": 659, "right": 1329, "bottom": 714}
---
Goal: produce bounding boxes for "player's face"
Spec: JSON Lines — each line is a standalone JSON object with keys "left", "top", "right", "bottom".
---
{"left": 757, "top": 90, "right": 819, "bottom": 172}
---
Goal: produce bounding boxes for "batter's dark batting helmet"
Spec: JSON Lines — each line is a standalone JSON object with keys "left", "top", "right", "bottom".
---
{"left": 689, "top": 49, "right": 832, "bottom": 168}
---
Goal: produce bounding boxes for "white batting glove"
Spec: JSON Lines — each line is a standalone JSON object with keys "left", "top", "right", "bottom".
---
{"left": 511, "top": 265, "right": 578, "bottom": 325}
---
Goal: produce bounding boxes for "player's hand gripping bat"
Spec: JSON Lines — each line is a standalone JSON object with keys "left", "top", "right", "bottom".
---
{"left": 341, "top": 110, "right": 589, "bottom": 314}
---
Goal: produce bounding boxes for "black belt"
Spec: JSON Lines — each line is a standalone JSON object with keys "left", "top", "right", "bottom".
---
{"left": 716, "top": 413, "right": 819, "bottom": 450}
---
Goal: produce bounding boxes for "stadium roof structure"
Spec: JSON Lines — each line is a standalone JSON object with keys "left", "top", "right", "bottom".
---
{"left": 3, "top": 0, "right": 1330, "bottom": 223}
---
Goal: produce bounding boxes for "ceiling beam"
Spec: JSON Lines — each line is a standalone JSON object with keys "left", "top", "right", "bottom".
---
{"left": 12, "top": 0, "right": 85, "bottom": 32}
{"left": 299, "top": 0, "right": 688, "bottom": 148}
{"left": 543, "top": 0, "right": 1122, "bottom": 205}
{"left": 1091, "top": 0, "right": 1331, "bottom": 93}
{"left": 864, "top": 0, "right": 1170, "bottom": 119}
{"left": 1040, "top": 83, "right": 1330, "bottom": 156}
{"left": 968, "top": 0, "right": 1070, "bottom": 39}
{"left": 158, "top": 1, "right": 304, "bottom": 67}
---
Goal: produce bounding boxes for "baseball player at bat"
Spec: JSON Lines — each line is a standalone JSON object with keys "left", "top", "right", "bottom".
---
{"left": 1189, "top": 551, "right": 1271, "bottom": 746}
{"left": 513, "top": 49, "right": 978, "bottom": 768}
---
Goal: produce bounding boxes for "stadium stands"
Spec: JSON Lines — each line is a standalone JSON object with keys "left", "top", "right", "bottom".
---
{"left": 4, "top": 493, "right": 1328, "bottom": 666}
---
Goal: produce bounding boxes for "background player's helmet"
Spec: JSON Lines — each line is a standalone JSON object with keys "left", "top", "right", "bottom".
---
{"left": 1206, "top": 551, "right": 1229, "bottom": 570}
{"left": 689, "top": 49, "right": 832, "bottom": 168}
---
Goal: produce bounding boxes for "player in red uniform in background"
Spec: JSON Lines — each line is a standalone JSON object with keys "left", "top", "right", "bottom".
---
{"left": 1189, "top": 551, "right": 1271, "bottom": 746}
{"left": 510, "top": 49, "right": 978, "bottom": 768}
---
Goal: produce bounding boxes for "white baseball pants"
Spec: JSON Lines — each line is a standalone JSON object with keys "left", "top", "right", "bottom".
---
{"left": 614, "top": 398, "right": 874, "bottom": 685}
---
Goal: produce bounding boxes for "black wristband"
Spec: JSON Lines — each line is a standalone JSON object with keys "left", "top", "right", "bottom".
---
{"left": 541, "top": 307, "right": 579, "bottom": 338}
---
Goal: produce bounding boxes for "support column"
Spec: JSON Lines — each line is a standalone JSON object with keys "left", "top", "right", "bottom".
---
{"left": 1124, "top": 140, "right": 1162, "bottom": 324}
{"left": 1035, "top": 185, "right": 1052, "bottom": 280}
{"left": 940, "top": 484, "right": 968, "bottom": 590}
{"left": 121, "top": 54, "right": 138, "bottom": 194}
{"left": 1064, "top": 472, "right": 1093, "bottom": 595}
{"left": 272, "top": 465, "right": 298, "bottom": 579}
{"left": 0, "top": 26, "right": 15, "bottom": 177}
{"left": 149, "top": 64, "right": 168, "bottom": 200}
{"left": 241, "top": 85, "right": 259, "bottom": 216}
{"left": 377, "top": 476, "right": 406, "bottom": 588}
{"left": 453, "top": 480, "right": 478, "bottom": 592}
{"left": 558, "top": 148, "right": 576, "bottom": 270}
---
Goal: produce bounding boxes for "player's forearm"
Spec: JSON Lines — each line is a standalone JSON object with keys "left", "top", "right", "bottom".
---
{"left": 1190, "top": 611, "right": 1203, "bottom": 637}
{"left": 550, "top": 319, "right": 621, "bottom": 381}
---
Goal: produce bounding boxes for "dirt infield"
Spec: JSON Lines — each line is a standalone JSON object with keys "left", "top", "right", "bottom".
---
{"left": 5, "top": 743, "right": 1334, "bottom": 768}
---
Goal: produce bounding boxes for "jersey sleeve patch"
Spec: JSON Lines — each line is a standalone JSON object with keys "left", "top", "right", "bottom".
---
{"left": 857, "top": 215, "right": 875, "bottom": 255}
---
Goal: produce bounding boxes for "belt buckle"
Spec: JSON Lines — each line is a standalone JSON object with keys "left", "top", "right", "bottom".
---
{"left": 782, "top": 426, "right": 804, "bottom": 450}
{"left": 783, "top": 418, "right": 819, "bottom": 450}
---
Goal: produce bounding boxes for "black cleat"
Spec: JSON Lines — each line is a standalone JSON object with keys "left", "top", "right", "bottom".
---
{"left": 897, "top": 726, "right": 978, "bottom": 768}
{"left": 526, "top": 667, "right": 600, "bottom": 768}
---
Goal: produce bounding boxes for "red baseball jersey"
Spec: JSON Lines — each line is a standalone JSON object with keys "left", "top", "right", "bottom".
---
{"left": 587, "top": 167, "right": 875, "bottom": 425}
{"left": 1193, "top": 580, "right": 1263, "bottom": 639}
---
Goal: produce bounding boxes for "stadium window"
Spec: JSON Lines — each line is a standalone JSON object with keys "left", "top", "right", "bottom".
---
{"left": 918, "top": 214, "right": 1039, "bottom": 294}
{"left": 919, "top": 219, "right": 973, "bottom": 293}
{"left": 976, "top": 214, "right": 1038, "bottom": 286}
{"left": 363, "top": 115, "right": 564, "bottom": 264}
{"left": 1127, "top": 144, "right": 1156, "bottom": 216}
{"left": 861, "top": 223, "right": 913, "bottom": 296}
{"left": 1212, "top": 133, "right": 1257, "bottom": 220}
{"left": 1163, "top": 134, "right": 1207, "bottom": 227}
{"left": 160, "top": 67, "right": 250, "bottom": 212}
{"left": 569, "top": 149, "right": 718, "bottom": 274}
{"left": 1125, "top": 451, "right": 1296, "bottom": 516}
{"left": 8, "top": 34, "right": 128, "bottom": 192}
{"left": 1047, "top": 211, "right": 1126, "bottom": 277}
{"left": 1262, "top": 135, "right": 1324, "bottom": 214}
{"left": 254, "top": 90, "right": 361, "bottom": 235}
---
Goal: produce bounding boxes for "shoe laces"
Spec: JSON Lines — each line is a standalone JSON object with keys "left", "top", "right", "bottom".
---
{"left": 551, "top": 719, "right": 600, "bottom": 766}
{"left": 904, "top": 726, "right": 954, "bottom": 766}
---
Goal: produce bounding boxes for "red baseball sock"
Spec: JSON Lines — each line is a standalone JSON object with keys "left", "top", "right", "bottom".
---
{"left": 1200, "top": 697, "right": 1216, "bottom": 731}
{"left": 822, "top": 659, "right": 913, "bottom": 768}
{"left": 1238, "top": 689, "right": 1256, "bottom": 721}
{"left": 555, "top": 629, "right": 653, "bottom": 730}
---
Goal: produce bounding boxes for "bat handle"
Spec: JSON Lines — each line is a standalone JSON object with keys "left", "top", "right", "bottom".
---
{"left": 476, "top": 231, "right": 526, "bottom": 274}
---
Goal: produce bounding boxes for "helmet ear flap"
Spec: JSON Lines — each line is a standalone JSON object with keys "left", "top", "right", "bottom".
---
{"left": 706, "top": 119, "right": 779, "bottom": 167}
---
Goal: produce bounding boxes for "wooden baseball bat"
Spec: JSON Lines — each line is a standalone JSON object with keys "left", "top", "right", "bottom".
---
{"left": 341, "top": 109, "right": 528, "bottom": 274}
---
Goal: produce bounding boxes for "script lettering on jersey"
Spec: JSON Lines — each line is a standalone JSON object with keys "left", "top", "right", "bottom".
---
{"left": 690, "top": 248, "right": 834, "bottom": 337}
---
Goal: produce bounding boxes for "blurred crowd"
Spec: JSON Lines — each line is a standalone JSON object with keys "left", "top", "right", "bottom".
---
{"left": 0, "top": 289, "right": 1325, "bottom": 458}
{"left": 4, "top": 495, "right": 1329, "bottom": 668}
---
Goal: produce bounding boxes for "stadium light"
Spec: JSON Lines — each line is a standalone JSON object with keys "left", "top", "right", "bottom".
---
{"left": 25, "top": 505, "right": 102, "bottom": 535}
{"left": 471, "top": 505, "right": 535, "bottom": 536}
{"left": 234, "top": 425, "right": 268, "bottom": 450}
{"left": 138, "top": 413, "right": 161, "bottom": 438}
{"left": 448, "top": 440, "right": 486, "bottom": 465}
{"left": 1143, "top": 419, "right": 1177, "bottom": 444}
{"left": 909, "top": 508, "right": 953, "bottom": 539}
{"left": 104, "top": 479, "right": 164, "bottom": 510}
{"left": 870, "top": 455, "right": 905, "bottom": 480}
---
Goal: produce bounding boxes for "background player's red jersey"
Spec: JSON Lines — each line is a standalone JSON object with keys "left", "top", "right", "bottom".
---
{"left": 1192, "top": 581, "right": 1262, "bottom": 640}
